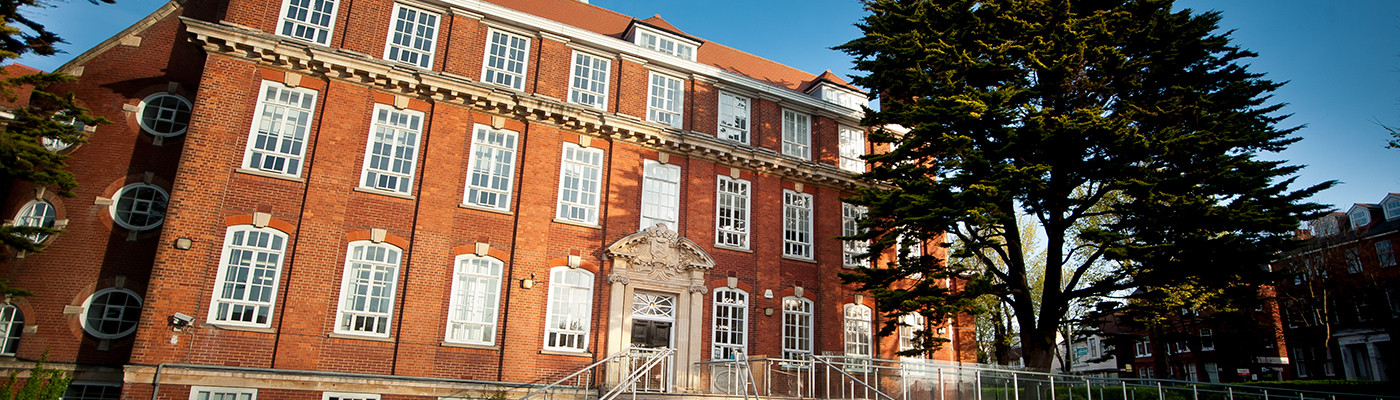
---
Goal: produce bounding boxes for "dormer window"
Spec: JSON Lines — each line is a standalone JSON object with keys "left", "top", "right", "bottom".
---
{"left": 1384, "top": 195, "right": 1400, "bottom": 221}
{"left": 808, "top": 82, "right": 865, "bottom": 111}
{"left": 633, "top": 26, "right": 696, "bottom": 61}
{"left": 1350, "top": 207, "right": 1372, "bottom": 230}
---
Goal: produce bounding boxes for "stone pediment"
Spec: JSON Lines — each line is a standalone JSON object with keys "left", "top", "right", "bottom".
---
{"left": 606, "top": 224, "right": 715, "bottom": 281}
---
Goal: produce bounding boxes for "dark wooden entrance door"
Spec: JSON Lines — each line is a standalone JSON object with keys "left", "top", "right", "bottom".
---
{"left": 631, "top": 319, "right": 672, "bottom": 348}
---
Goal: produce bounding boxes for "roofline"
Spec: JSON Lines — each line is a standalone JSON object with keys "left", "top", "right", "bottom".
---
{"left": 56, "top": 0, "right": 187, "bottom": 75}
{"left": 806, "top": 75, "right": 868, "bottom": 96}
{"left": 629, "top": 18, "right": 704, "bottom": 46}
{"left": 454, "top": 0, "right": 862, "bottom": 123}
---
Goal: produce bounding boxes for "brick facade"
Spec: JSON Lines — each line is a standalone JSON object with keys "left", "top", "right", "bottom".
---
{"left": 0, "top": 0, "right": 975, "bottom": 398}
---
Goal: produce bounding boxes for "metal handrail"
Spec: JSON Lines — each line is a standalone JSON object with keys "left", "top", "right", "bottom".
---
{"left": 598, "top": 347, "right": 676, "bottom": 400}
{"left": 518, "top": 349, "right": 633, "bottom": 400}
{"left": 813, "top": 355, "right": 896, "bottom": 400}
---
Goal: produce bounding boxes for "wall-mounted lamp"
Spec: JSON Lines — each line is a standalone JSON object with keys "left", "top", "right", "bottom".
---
{"left": 521, "top": 273, "right": 536, "bottom": 289}
{"left": 174, "top": 238, "right": 193, "bottom": 250}
{"left": 764, "top": 307, "right": 774, "bottom": 316}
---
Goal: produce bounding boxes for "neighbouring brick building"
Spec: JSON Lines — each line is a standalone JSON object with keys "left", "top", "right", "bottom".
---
{"left": 1111, "top": 289, "right": 1291, "bottom": 383}
{"left": 1274, "top": 193, "right": 1400, "bottom": 381}
{"left": 0, "top": 0, "right": 975, "bottom": 399}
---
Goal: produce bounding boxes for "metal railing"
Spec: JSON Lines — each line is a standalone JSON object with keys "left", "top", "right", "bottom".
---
{"left": 693, "top": 353, "right": 762, "bottom": 400}
{"left": 600, "top": 347, "right": 676, "bottom": 400}
{"left": 689, "top": 356, "right": 1400, "bottom": 400}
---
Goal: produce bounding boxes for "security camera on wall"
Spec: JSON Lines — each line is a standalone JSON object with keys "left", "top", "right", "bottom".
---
{"left": 169, "top": 312, "right": 194, "bottom": 330}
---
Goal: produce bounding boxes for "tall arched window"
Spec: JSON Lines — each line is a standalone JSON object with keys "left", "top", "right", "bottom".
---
{"left": 781, "top": 296, "right": 813, "bottom": 362}
{"left": 844, "top": 304, "right": 873, "bottom": 360}
{"left": 209, "top": 225, "right": 288, "bottom": 328}
{"left": 712, "top": 288, "right": 748, "bottom": 359}
{"left": 334, "top": 241, "right": 402, "bottom": 337}
{"left": 543, "top": 266, "right": 593, "bottom": 352}
{"left": 446, "top": 254, "right": 504, "bottom": 345}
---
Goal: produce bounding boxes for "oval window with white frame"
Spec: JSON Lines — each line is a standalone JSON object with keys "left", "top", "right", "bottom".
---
{"left": 81, "top": 288, "right": 143, "bottom": 339}
{"left": 110, "top": 183, "right": 169, "bottom": 231}
{"left": 14, "top": 199, "right": 57, "bottom": 243}
{"left": 137, "top": 93, "right": 192, "bottom": 137}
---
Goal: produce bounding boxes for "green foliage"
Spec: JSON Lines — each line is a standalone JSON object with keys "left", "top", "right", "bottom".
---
{"left": 0, "top": 0, "right": 114, "bottom": 254}
{"left": 0, "top": 355, "right": 71, "bottom": 400}
{"left": 837, "top": 0, "right": 1332, "bottom": 370}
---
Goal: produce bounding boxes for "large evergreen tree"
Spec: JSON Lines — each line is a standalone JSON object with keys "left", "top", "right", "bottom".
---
{"left": 0, "top": 0, "right": 113, "bottom": 253}
{"left": 837, "top": 0, "right": 1332, "bottom": 371}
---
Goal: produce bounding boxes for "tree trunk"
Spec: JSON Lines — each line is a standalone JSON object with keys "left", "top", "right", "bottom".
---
{"left": 1021, "top": 327, "right": 1057, "bottom": 371}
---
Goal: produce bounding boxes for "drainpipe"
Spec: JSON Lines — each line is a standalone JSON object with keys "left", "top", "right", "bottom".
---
{"left": 150, "top": 363, "right": 167, "bottom": 400}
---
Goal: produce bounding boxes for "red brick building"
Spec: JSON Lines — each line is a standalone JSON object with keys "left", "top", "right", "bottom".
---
{"left": 1275, "top": 194, "right": 1400, "bottom": 381}
{"left": 0, "top": 0, "right": 974, "bottom": 398}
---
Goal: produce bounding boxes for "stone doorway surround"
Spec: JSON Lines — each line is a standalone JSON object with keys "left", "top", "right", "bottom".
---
{"left": 603, "top": 224, "right": 716, "bottom": 391}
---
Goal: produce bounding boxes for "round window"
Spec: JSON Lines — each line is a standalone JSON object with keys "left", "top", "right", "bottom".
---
{"left": 42, "top": 136, "right": 73, "bottom": 152}
{"left": 111, "top": 183, "right": 169, "bottom": 231}
{"left": 81, "top": 288, "right": 143, "bottom": 339}
{"left": 137, "top": 93, "right": 192, "bottom": 137}
{"left": 14, "top": 200, "right": 57, "bottom": 243}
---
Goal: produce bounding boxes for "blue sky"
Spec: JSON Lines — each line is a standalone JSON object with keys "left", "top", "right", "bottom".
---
{"left": 18, "top": 0, "right": 1399, "bottom": 210}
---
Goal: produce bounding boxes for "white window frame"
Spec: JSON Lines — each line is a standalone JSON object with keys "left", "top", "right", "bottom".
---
{"left": 481, "top": 28, "right": 530, "bottom": 91}
{"left": 243, "top": 80, "right": 319, "bottom": 178}
{"left": 110, "top": 183, "right": 169, "bottom": 231}
{"left": 14, "top": 199, "right": 57, "bottom": 243}
{"left": 782, "top": 109, "right": 811, "bottom": 159}
{"left": 208, "top": 226, "right": 288, "bottom": 328}
{"left": 1377, "top": 240, "right": 1396, "bottom": 268}
{"left": 640, "top": 160, "right": 681, "bottom": 231}
{"left": 1385, "top": 199, "right": 1400, "bottom": 220}
{"left": 839, "top": 127, "right": 865, "bottom": 172}
{"left": 1351, "top": 208, "right": 1372, "bottom": 229}
{"left": 463, "top": 124, "right": 519, "bottom": 211}
{"left": 634, "top": 27, "right": 695, "bottom": 61}
{"left": 1199, "top": 328, "right": 1215, "bottom": 351}
{"left": 782, "top": 296, "right": 814, "bottom": 364}
{"left": 334, "top": 241, "right": 402, "bottom": 337}
{"left": 277, "top": 0, "right": 339, "bottom": 46}
{"left": 544, "top": 266, "right": 594, "bottom": 352}
{"left": 1135, "top": 338, "right": 1151, "bottom": 357}
{"left": 715, "top": 176, "right": 750, "bottom": 249}
{"left": 556, "top": 143, "right": 604, "bottom": 225}
{"left": 842, "top": 203, "right": 869, "bottom": 268}
{"left": 898, "top": 313, "right": 925, "bottom": 357}
{"left": 81, "top": 288, "right": 143, "bottom": 339}
{"left": 717, "top": 91, "right": 750, "bottom": 144}
{"left": 382, "top": 3, "right": 439, "bottom": 69}
{"left": 712, "top": 288, "right": 748, "bottom": 359}
{"left": 782, "top": 190, "right": 813, "bottom": 259}
{"left": 0, "top": 304, "right": 23, "bottom": 356}
{"left": 189, "top": 387, "right": 257, "bottom": 400}
{"left": 647, "top": 72, "right": 684, "bottom": 129}
{"left": 359, "top": 104, "right": 423, "bottom": 194}
{"left": 900, "top": 235, "right": 924, "bottom": 260}
{"left": 445, "top": 254, "right": 504, "bottom": 345}
{"left": 843, "top": 304, "right": 873, "bottom": 360}
{"left": 568, "top": 51, "right": 611, "bottom": 110}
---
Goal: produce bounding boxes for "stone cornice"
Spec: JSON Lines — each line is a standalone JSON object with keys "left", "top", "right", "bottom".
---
{"left": 182, "top": 18, "right": 868, "bottom": 192}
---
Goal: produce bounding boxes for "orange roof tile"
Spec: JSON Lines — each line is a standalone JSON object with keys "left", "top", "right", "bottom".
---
{"left": 637, "top": 15, "right": 690, "bottom": 38}
{"left": 480, "top": 0, "right": 860, "bottom": 93}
